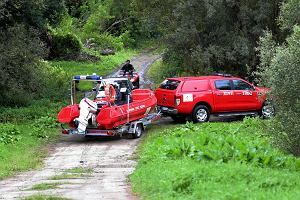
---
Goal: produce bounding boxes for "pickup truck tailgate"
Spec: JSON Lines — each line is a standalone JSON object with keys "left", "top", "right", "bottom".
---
{"left": 155, "top": 89, "right": 176, "bottom": 107}
{"left": 155, "top": 79, "right": 181, "bottom": 107}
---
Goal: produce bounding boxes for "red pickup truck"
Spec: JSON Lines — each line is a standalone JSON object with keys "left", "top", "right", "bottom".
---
{"left": 155, "top": 74, "right": 274, "bottom": 122}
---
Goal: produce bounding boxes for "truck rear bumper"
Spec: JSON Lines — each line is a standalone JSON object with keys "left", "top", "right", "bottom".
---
{"left": 158, "top": 106, "right": 178, "bottom": 115}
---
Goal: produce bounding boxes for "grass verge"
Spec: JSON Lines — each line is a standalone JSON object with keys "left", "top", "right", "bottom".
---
{"left": 130, "top": 118, "right": 300, "bottom": 199}
{"left": 49, "top": 49, "right": 137, "bottom": 77}
{"left": 0, "top": 126, "right": 59, "bottom": 179}
{"left": 147, "top": 60, "right": 165, "bottom": 87}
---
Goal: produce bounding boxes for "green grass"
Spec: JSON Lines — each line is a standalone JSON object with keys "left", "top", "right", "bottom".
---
{"left": 148, "top": 60, "right": 165, "bottom": 86}
{"left": 49, "top": 49, "right": 137, "bottom": 77}
{"left": 31, "top": 182, "right": 62, "bottom": 191}
{"left": 130, "top": 118, "right": 300, "bottom": 199}
{"left": 132, "top": 159, "right": 300, "bottom": 200}
{"left": 65, "top": 167, "right": 93, "bottom": 174}
{"left": 49, "top": 173, "right": 83, "bottom": 180}
{"left": 50, "top": 167, "right": 93, "bottom": 180}
{"left": 0, "top": 125, "right": 59, "bottom": 179}
{"left": 24, "top": 194, "right": 70, "bottom": 200}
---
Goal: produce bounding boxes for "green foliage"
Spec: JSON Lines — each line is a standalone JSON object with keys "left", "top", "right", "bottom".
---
{"left": 40, "top": 62, "right": 69, "bottom": 100}
{"left": 49, "top": 32, "right": 83, "bottom": 59}
{"left": 258, "top": 26, "right": 300, "bottom": 155}
{"left": 148, "top": 60, "right": 183, "bottom": 85}
{"left": 131, "top": 159, "right": 300, "bottom": 200}
{"left": 139, "top": 118, "right": 300, "bottom": 170}
{"left": 0, "top": 123, "right": 58, "bottom": 179}
{"left": 131, "top": 119, "right": 300, "bottom": 199}
{"left": 30, "top": 116, "right": 59, "bottom": 139}
{"left": 0, "top": 100, "right": 64, "bottom": 123}
{"left": 49, "top": 49, "right": 137, "bottom": 77}
{"left": 279, "top": 0, "right": 300, "bottom": 31}
{"left": 88, "top": 33, "right": 123, "bottom": 51}
{"left": 0, "top": 124, "right": 21, "bottom": 144}
{"left": 135, "top": 0, "right": 283, "bottom": 77}
{"left": 0, "top": 24, "right": 47, "bottom": 106}
{"left": 82, "top": 0, "right": 113, "bottom": 37}
{"left": 118, "top": 31, "right": 135, "bottom": 48}
{"left": 0, "top": 0, "right": 66, "bottom": 29}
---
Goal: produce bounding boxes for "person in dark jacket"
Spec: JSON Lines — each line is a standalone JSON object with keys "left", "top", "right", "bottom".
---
{"left": 121, "top": 60, "right": 135, "bottom": 75}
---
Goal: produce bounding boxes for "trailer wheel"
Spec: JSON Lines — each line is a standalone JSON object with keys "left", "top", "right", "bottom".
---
{"left": 133, "top": 123, "right": 143, "bottom": 138}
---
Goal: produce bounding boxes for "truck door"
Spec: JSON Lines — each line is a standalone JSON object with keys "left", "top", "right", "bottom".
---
{"left": 213, "top": 80, "right": 236, "bottom": 112}
{"left": 232, "top": 80, "right": 258, "bottom": 111}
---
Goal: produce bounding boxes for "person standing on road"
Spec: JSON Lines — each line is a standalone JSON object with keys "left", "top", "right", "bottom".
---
{"left": 121, "top": 60, "right": 135, "bottom": 75}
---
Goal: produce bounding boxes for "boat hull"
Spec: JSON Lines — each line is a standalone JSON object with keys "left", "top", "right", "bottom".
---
{"left": 57, "top": 89, "right": 157, "bottom": 130}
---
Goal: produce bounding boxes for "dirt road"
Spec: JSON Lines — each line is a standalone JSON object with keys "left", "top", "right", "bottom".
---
{"left": 0, "top": 52, "right": 161, "bottom": 200}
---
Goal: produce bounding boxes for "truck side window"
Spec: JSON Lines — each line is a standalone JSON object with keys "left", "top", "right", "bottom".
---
{"left": 233, "top": 80, "right": 253, "bottom": 90}
{"left": 215, "top": 80, "right": 231, "bottom": 90}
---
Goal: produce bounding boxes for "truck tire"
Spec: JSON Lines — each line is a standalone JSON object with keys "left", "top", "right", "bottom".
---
{"left": 192, "top": 105, "right": 210, "bottom": 123}
{"left": 132, "top": 123, "right": 143, "bottom": 139}
{"left": 260, "top": 101, "right": 275, "bottom": 119}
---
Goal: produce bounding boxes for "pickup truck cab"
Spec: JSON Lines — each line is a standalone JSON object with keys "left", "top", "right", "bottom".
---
{"left": 155, "top": 74, "right": 274, "bottom": 122}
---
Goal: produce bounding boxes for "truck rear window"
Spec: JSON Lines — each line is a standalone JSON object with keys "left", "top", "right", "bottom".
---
{"left": 159, "top": 79, "right": 181, "bottom": 90}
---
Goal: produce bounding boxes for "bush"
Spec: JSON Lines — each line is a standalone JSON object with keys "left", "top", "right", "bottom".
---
{"left": 88, "top": 33, "right": 124, "bottom": 51}
{"left": 258, "top": 26, "right": 300, "bottom": 155}
{"left": 49, "top": 32, "right": 83, "bottom": 59}
{"left": 0, "top": 100, "right": 64, "bottom": 123}
{"left": 30, "top": 116, "right": 59, "bottom": 139}
{"left": 0, "top": 124, "right": 21, "bottom": 144}
{"left": 119, "top": 31, "right": 136, "bottom": 48}
{"left": 0, "top": 24, "right": 48, "bottom": 106}
{"left": 40, "top": 62, "right": 69, "bottom": 100}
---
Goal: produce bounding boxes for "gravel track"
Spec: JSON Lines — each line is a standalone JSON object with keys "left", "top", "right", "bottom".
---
{"left": 0, "top": 51, "right": 161, "bottom": 200}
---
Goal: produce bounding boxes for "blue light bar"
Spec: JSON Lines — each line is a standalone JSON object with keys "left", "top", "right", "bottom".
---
{"left": 73, "top": 75, "right": 102, "bottom": 80}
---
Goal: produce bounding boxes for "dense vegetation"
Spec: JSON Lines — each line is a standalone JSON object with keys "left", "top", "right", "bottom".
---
{"left": 135, "top": 0, "right": 284, "bottom": 77}
{"left": 256, "top": 0, "right": 300, "bottom": 155}
{"left": 0, "top": 0, "right": 139, "bottom": 106}
{"left": 131, "top": 119, "right": 300, "bottom": 199}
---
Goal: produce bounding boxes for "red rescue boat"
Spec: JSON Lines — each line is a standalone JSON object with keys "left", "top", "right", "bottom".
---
{"left": 57, "top": 75, "right": 158, "bottom": 138}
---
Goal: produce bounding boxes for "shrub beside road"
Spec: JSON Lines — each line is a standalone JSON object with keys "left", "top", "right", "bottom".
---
{"left": 131, "top": 118, "right": 300, "bottom": 199}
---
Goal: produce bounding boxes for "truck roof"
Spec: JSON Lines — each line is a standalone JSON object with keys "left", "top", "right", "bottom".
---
{"left": 167, "top": 75, "right": 240, "bottom": 81}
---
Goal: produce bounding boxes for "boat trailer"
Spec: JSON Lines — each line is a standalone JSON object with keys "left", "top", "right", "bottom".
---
{"left": 61, "top": 112, "right": 161, "bottom": 138}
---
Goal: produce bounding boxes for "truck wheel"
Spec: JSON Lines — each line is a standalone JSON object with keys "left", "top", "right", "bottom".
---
{"left": 260, "top": 101, "right": 275, "bottom": 119}
{"left": 133, "top": 123, "right": 143, "bottom": 139}
{"left": 192, "top": 105, "right": 210, "bottom": 123}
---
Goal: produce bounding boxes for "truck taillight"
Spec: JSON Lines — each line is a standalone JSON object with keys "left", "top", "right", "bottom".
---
{"left": 175, "top": 97, "right": 181, "bottom": 106}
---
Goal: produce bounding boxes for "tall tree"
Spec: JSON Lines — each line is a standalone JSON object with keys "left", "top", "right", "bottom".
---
{"left": 134, "top": 0, "right": 283, "bottom": 77}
